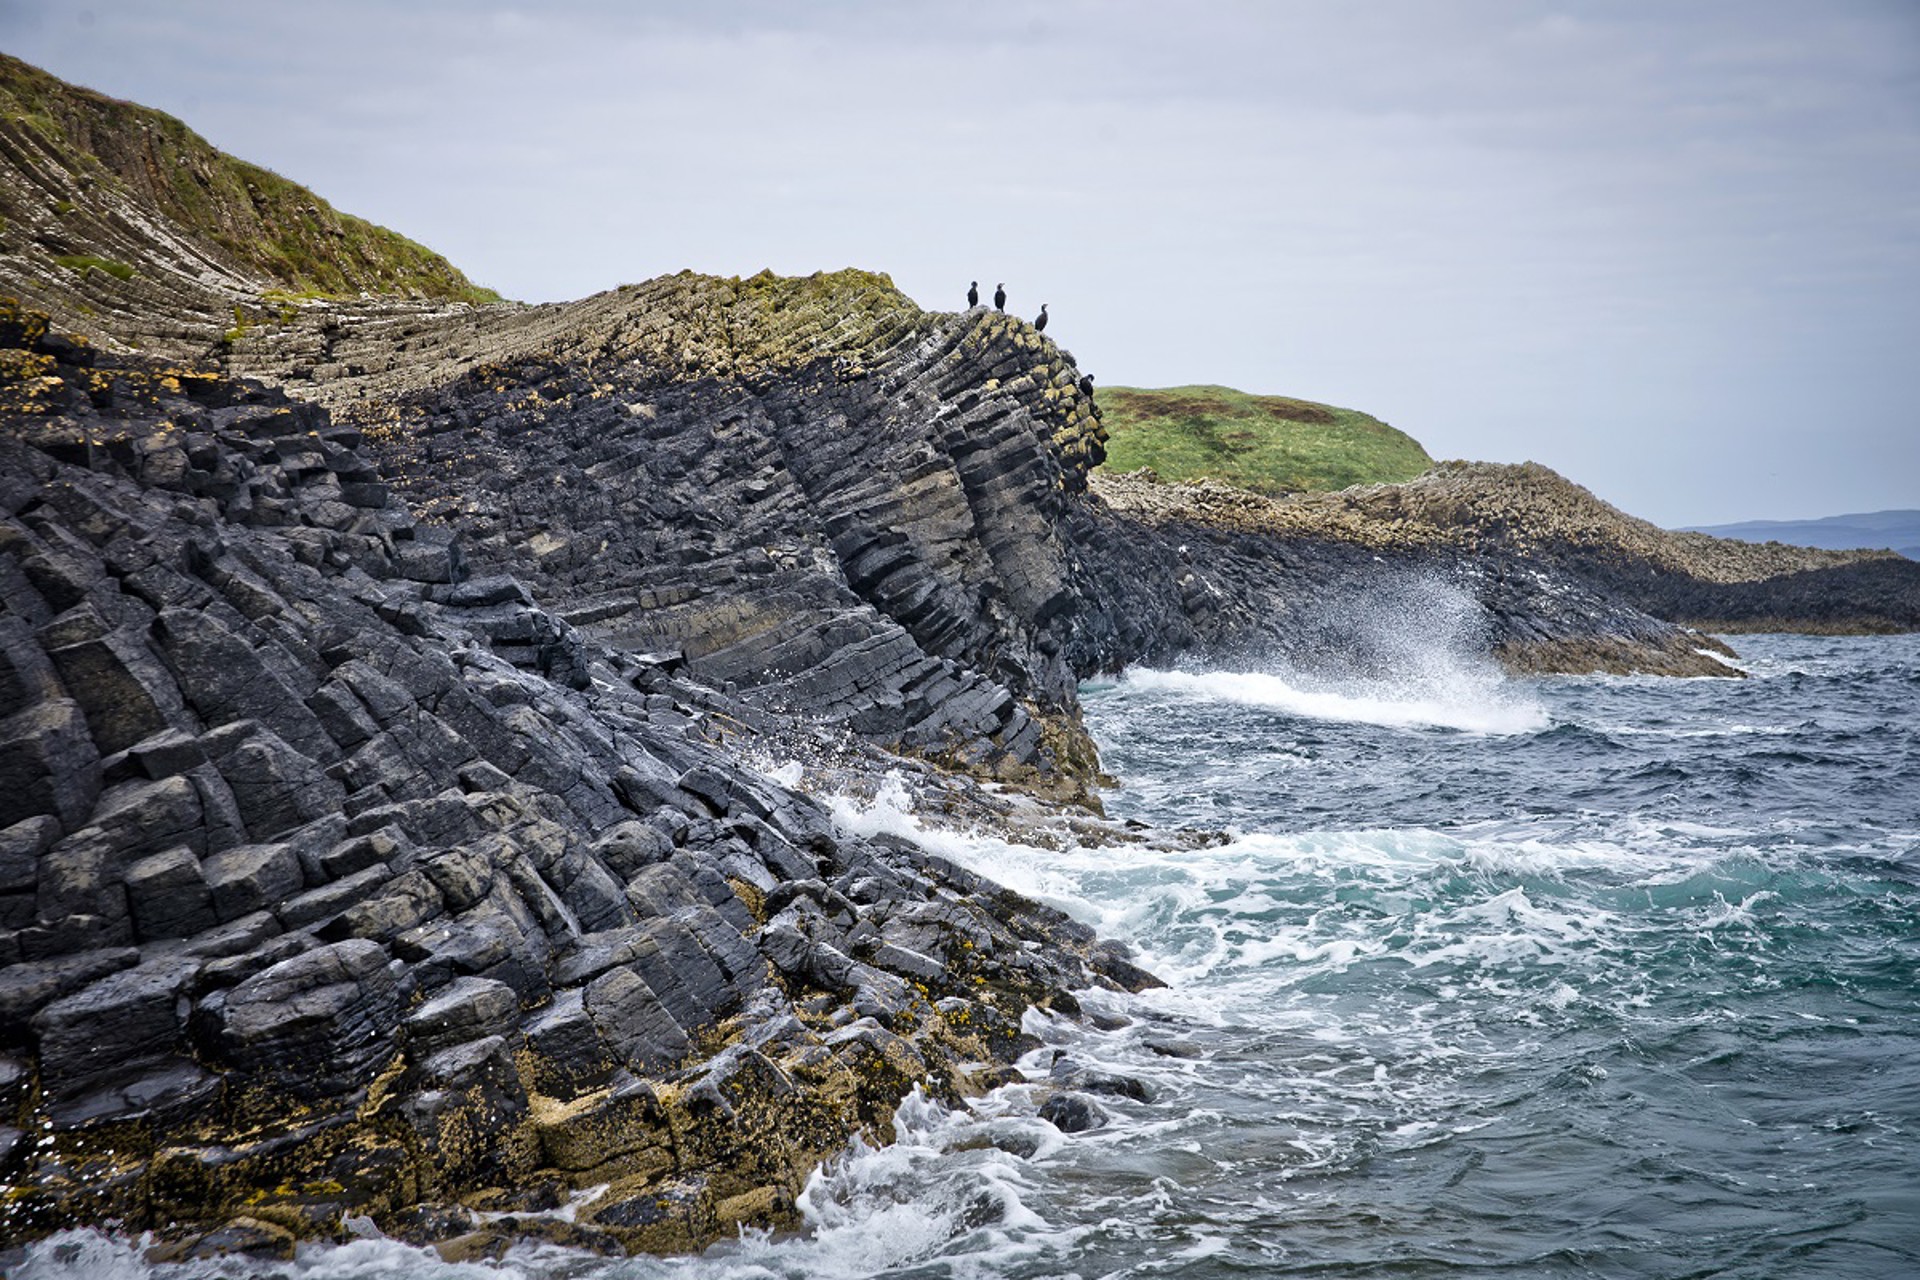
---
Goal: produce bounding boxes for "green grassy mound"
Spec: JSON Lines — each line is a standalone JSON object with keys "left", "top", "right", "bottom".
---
{"left": 1, "top": 52, "right": 500, "bottom": 304}
{"left": 1096, "top": 384, "right": 1431, "bottom": 494}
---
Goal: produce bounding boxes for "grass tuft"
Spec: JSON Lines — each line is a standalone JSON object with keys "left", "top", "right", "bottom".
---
{"left": 53, "top": 253, "right": 134, "bottom": 281}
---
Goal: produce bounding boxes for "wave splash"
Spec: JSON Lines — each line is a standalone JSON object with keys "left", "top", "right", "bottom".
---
{"left": 1121, "top": 574, "right": 1547, "bottom": 734}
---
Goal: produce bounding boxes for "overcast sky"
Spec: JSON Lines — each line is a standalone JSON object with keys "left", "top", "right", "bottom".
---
{"left": 5, "top": 0, "right": 1916, "bottom": 526}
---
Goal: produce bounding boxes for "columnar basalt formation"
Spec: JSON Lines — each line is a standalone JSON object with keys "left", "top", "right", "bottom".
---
{"left": 5, "top": 264, "right": 1904, "bottom": 1255}
{"left": 220, "top": 269, "right": 1751, "bottom": 754}
{"left": 4, "top": 51, "right": 1913, "bottom": 1263}
{"left": 0, "top": 305, "right": 1152, "bottom": 1256}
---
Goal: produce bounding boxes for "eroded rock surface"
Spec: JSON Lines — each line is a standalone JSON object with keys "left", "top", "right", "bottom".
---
{"left": 0, "top": 306, "right": 1146, "bottom": 1253}
{"left": 3, "top": 261, "right": 1905, "bottom": 1255}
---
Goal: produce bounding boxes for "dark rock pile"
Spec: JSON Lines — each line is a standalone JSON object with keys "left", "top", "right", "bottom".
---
{"left": 227, "top": 271, "right": 1125, "bottom": 801}
{"left": 221, "top": 270, "right": 1740, "bottom": 767}
{"left": 2, "top": 259, "right": 1897, "bottom": 1258}
{"left": 0, "top": 300, "right": 1154, "bottom": 1256}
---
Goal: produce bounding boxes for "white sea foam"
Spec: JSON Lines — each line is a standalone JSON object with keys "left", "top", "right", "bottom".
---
{"left": 1114, "top": 571, "right": 1549, "bottom": 733}
{"left": 8, "top": 1229, "right": 539, "bottom": 1280}
{"left": 1119, "top": 666, "right": 1549, "bottom": 733}
{"left": 9, "top": 1230, "right": 152, "bottom": 1280}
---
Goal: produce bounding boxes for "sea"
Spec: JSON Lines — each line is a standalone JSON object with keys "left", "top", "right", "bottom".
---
{"left": 16, "top": 629, "right": 1920, "bottom": 1279}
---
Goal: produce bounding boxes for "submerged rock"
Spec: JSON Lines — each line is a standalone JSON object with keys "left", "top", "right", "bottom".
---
{"left": 1039, "top": 1091, "right": 1109, "bottom": 1133}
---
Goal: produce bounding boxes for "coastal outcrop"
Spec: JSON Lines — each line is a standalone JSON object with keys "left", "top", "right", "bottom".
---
{"left": 4, "top": 50, "right": 1912, "bottom": 1261}
{"left": 211, "top": 270, "right": 1751, "bottom": 736}
{"left": 0, "top": 52, "right": 495, "bottom": 363}
{"left": 1094, "top": 460, "right": 1920, "bottom": 650}
{"left": 0, "top": 274, "right": 1744, "bottom": 1255}
{"left": 0, "top": 303, "right": 1150, "bottom": 1254}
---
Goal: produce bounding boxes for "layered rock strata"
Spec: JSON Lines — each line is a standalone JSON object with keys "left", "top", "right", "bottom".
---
{"left": 217, "top": 270, "right": 1745, "bottom": 771}
{"left": 3, "top": 50, "right": 1907, "bottom": 1265}
{"left": 0, "top": 304, "right": 1153, "bottom": 1256}
{"left": 0, "top": 52, "right": 495, "bottom": 364}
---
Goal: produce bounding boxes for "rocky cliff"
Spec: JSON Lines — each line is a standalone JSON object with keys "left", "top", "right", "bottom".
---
{"left": 1095, "top": 459, "right": 1920, "bottom": 652}
{"left": 0, "top": 52, "right": 497, "bottom": 363}
{"left": 0, "top": 272, "right": 1750, "bottom": 1257}
{"left": 2, "top": 51, "right": 1912, "bottom": 1263}
{"left": 0, "top": 298, "right": 1162, "bottom": 1257}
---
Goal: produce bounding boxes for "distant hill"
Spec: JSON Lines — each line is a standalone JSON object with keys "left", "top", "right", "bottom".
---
{"left": 1095, "top": 383, "right": 1432, "bottom": 495}
{"left": 0, "top": 52, "right": 498, "bottom": 356}
{"left": 1683, "top": 510, "right": 1919, "bottom": 562}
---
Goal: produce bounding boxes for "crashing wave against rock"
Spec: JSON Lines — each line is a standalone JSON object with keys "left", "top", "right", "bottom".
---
{"left": 2, "top": 48, "right": 1914, "bottom": 1262}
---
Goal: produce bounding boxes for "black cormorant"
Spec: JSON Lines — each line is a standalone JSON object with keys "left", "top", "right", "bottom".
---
{"left": 994, "top": 283, "right": 1006, "bottom": 311}
{"left": 1034, "top": 304, "right": 1049, "bottom": 333}
{"left": 1078, "top": 374, "right": 1094, "bottom": 396}
{"left": 967, "top": 281, "right": 978, "bottom": 307}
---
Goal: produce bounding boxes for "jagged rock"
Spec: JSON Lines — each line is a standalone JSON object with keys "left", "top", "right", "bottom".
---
{"left": 124, "top": 846, "right": 219, "bottom": 940}
{"left": 30, "top": 958, "right": 197, "bottom": 1101}
{"left": 151, "top": 611, "right": 333, "bottom": 761}
{"left": 584, "top": 965, "right": 689, "bottom": 1073}
{"left": 42, "top": 623, "right": 182, "bottom": 755}
{"left": 200, "top": 842, "right": 303, "bottom": 923}
{"left": 150, "top": 1216, "right": 297, "bottom": 1264}
{"left": 3, "top": 193, "right": 1901, "bottom": 1257}
{"left": 0, "top": 698, "right": 100, "bottom": 833}
{"left": 405, "top": 976, "right": 520, "bottom": 1058}
{"left": 218, "top": 938, "right": 401, "bottom": 1094}
{"left": 0, "top": 947, "right": 141, "bottom": 1041}
{"left": 316, "top": 867, "right": 444, "bottom": 943}
{"left": 1048, "top": 1053, "right": 1153, "bottom": 1102}
{"left": 519, "top": 989, "right": 617, "bottom": 1099}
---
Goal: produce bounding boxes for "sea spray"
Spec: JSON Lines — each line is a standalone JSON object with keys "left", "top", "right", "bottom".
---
{"left": 1115, "top": 667, "right": 1546, "bottom": 734}
{"left": 11, "top": 635, "right": 1917, "bottom": 1278}
{"left": 1106, "top": 572, "right": 1549, "bottom": 735}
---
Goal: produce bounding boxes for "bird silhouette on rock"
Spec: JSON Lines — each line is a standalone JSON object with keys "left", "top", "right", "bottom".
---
{"left": 1034, "top": 304, "right": 1049, "bottom": 333}
{"left": 994, "top": 283, "right": 1006, "bottom": 311}
{"left": 967, "top": 281, "right": 979, "bottom": 307}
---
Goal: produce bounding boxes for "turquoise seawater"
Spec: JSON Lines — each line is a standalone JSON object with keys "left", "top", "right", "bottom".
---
{"left": 15, "top": 633, "right": 1920, "bottom": 1279}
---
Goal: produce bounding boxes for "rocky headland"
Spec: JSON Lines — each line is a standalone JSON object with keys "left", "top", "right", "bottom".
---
{"left": 2, "top": 52, "right": 1915, "bottom": 1263}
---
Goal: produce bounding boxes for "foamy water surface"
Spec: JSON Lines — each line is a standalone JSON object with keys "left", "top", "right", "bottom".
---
{"left": 14, "top": 634, "right": 1920, "bottom": 1278}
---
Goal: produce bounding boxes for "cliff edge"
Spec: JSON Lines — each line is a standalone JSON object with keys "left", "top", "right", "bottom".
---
{"left": 0, "top": 299, "right": 1150, "bottom": 1256}
{"left": 0, "top": 52, "right": 498, "bottom": 363}
{"left": 0, "top": 51, "right": 1908, "bottom": 1261}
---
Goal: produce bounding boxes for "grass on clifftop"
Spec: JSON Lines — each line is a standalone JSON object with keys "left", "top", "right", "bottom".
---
{"left": 1096, "top": 384, "right": 1432, "bottom": 494}
{"left": 0, "top": 52, "right": 501, "bottom": 305}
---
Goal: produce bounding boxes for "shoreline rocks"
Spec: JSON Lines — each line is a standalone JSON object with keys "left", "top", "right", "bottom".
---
{"left": 0, "top": 307, "right": 1151, "bottom": 1255}
{"left": 1, "top": 274, "right": 1907, "bottom": 1257}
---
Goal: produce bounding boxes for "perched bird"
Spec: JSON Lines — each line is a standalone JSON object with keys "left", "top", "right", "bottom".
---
{"left": 994, "top": 283, "right": 1006, "bottom": 311}
{"left": 1078, "top": 374, "right": 1094, "bottom": 396}
{"left": 1034, "top": 304, "right": 1049, "bottom": 333}
{"left": 967, "top": 281, "right": 979, "bottom": 307}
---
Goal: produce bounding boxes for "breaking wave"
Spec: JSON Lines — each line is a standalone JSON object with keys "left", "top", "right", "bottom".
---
{"left": 1116, "top": 666, "right": 1547, "bottom": 734}
{"left": 1109, "top": 572, "right": 1548, "bottom": 734}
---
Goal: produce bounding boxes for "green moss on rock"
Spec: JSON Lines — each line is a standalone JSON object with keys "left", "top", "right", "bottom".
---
{"left": 53, "top": 253, "right": 134, "bottom": 280}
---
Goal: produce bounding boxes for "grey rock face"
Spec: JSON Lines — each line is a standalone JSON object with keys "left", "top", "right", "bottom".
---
{"left": 219, "top": 938, "right": 401, "bottom": 1094}
{"left": 2, "top": 264, "right": 1799, "bottom": 1252}
{"left": 0, "top": 319, "right": 1129, "bottom": 1251}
